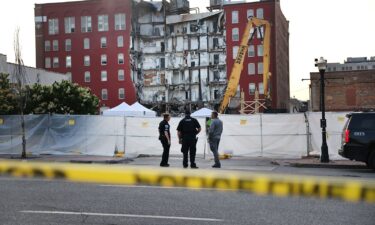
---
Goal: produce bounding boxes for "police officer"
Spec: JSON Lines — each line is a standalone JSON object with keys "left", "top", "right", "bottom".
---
{"left": 177, "top": 110, "right": 201, "bottom": 168}
{"left": 158, "top": 113, "right": 171, "bottom": 167}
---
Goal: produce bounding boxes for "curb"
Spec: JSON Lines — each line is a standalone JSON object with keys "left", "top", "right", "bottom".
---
{"left": 289, "top": 162, "right": 368, "bottom": 169}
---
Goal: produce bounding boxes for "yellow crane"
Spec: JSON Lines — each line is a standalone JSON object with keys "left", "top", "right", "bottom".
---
{"left": 219, "top": 17, "right": 271, "bottom": 114}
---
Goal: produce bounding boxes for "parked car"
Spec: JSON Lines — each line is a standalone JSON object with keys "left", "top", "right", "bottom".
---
{"left": 339, "top": 112, "right": 375, "bottom": 169}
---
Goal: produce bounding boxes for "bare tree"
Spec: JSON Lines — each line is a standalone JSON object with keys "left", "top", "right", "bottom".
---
{"left": 13, "top": 28, "right": 28, "bottom": 158}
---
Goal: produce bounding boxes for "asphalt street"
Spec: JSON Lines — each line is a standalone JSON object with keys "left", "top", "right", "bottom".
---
{"left": 0, "top": 176, "right": 374, "bottom": 225}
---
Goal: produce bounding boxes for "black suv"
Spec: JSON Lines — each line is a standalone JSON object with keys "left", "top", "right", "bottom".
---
{"left": 339, "top": 112, "right": 375, "bottom": 169}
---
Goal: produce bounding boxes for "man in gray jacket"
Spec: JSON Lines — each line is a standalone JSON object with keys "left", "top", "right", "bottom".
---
{"left": 208, "top": 111, "right": 223, "bottom": 168}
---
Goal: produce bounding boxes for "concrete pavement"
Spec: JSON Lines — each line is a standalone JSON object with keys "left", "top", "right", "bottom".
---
{"left": 0, "top": 153, "right": 369, "bottom": 171}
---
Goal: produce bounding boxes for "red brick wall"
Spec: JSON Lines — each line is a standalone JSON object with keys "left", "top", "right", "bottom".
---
{"left": 310, "top": 70, "right": 375, "bottom": 111}
{"left": 35, "top": 0, "right": 136, "bottom": 108}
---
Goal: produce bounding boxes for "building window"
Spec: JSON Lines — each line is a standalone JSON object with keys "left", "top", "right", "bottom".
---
{"left": 248, "top": 63, "right": 255, "bottom": 75}
{"left": 84, "top": 38, "right": 90, "bottom": 49}
{"left": 232, "top": 11, "right": 239, "bottom": 24}
{"left": 100, "top": 37, "right": 107, "bottom": 48}
{"left": 214, "top": 54, "right": 219, "bottom": 65}
{"left": 118, "top": 53, "right": 124, "bottom": 64}
{"left": 257, "top": 45, "right": 263, "bottom": 56}
{"left": 53, "top": 57, "right": 59, "bottom": 68}
{"left": 52, "top": 40, "right": 58, "bottom": 51}
{"left": 118, "top": 69, "right": 124, "bottom": 81}
{"left": 158, "top": 57, "right": 164, "bottom": 69}
{"left": 44, "top": 41, "right": 51, "bottom": 52}
{"left": 84, "top": 55, "right": 90, "bottom": 66}
{"left": 117, "top": 36, "right": 124, "bottom": 47}
{"left": 248, "top": 45, "right": 255, "bottom": 57}
{"left": 258, "top": 62, "right": 263, "bottom": 74}
{"left": 249, "top": 83, "right": 256, "bottom": 95}
{"left": 118, "top": 88, "right": 125, "bottom": 99}
{"left": 101, "top": 54, "right": 107, "bottom": 65}
{"left": 98, "top": 14, "right": 109, "bottom": 32}
{"left": 256, "top": 8, "right": 264, "bottom": 19}
{"left": 45, "top": 57, "right": 51, "bottom": 68}
{"left": 81, "top": 16, "right": 92, "bottom": 32}
{"left": 232, "top": 46, "right": 239, "bottom": 59}
{"left": 115, "top": 13, "right": 126, "bottom": 30}
{"left": 247, "top": 9, "right": 254, "bottom": 19}
{"left": 213, "top": 38, "right": 219, "bottom": 49}
{"left": 213, "top": 71, "right": 220, "bottom": 81}
{"left": 66, "top": 55, "right": 71, "bottom": 68}
{"left": 64, "top": 17, "right": 75, "bottom": 33}
{"left": 65, "top": 39, "right": 71, "bottom": 51}
{"left": 101, "top": 70, "right": 107, "bottom": 81}
{"left": 258, "top": 82, "right": 264, "bottom": 94}
{"left": 84, "top": 71, "right": 90, "bottom": 83}
{"left": 101, "top": 89, "right": 108, "bottom": 100}
{"left": 232, "top": 28, "right": 239, "bottom": 41}
{"left": 48, "top": 18, "right": 59, "bottom": 35}
{"left": 257, "top": 27, "right": 264, "bottom": 39}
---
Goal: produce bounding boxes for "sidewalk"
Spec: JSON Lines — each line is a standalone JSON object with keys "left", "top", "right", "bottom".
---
{"left": 273, "top": 156, "right": 367, "bottom": 169}
{"left": 0, "top": 154, "right": 132, "bottom": 164}
{"left": 0, "top": 154, "right": 368, "bottom": 170}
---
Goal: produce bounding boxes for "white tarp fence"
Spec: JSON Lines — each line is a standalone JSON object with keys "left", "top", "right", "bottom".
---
{"left": 0, "top": 112, "right": 350, "bottom": 159}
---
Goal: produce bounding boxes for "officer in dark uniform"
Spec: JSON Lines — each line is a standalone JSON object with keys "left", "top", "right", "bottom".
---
{"left": 158, "top": 113, "right": 171, "bottom": 167}
{"left": 177, "top": 110, "right": 201, "bottom": 168}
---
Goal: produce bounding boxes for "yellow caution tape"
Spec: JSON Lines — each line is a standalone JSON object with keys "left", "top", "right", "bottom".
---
{"left": 0, "top": 160, "right": 374, "bottom": 203}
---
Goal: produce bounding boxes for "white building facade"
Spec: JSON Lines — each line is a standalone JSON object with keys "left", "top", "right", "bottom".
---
{"left": 0, "top": 53, "right": 68, "bottom": 85}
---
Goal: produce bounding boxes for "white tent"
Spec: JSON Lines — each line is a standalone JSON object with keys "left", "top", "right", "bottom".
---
{"left": 129, "top": 102, "right": 157, "bottom": 117}
{"left": 102, "top": 102, "right": 131, "bottom": 116}
{"left": 102, "top": 102, "right": 156, "bottom": 117}
{"left": 191, "top": 108, "right": 213, "bottom": 117}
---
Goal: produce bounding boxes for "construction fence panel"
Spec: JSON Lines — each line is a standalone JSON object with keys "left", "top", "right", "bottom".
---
{"left": 218, "top": 115, "right": 262, "bottom": 157}
{"left": 261, "top": 114, "right": 307, "bottom": 158}
{"left": 307, "top": 112, "right": 348, "bottom": 159}
{"left": 0, "top": 115, "right": 125, "bottom": 156}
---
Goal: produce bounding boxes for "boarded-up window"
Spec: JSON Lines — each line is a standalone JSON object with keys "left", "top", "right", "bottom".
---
{"left": 346, "top": 88, "right": 356, "bottom": 106}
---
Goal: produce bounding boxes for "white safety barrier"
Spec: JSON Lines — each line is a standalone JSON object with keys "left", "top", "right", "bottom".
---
{"left": 0, "top": 112, "right": 350, "bottom": 159}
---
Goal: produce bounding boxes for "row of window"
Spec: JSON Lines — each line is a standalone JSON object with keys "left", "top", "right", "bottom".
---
{"left": 232, "top": 27, "right": 264, "bottom": 41}
{"left": 232, "top": 45, "right": 264, "bottom": 59}
{"left": 327, "top": 64, "right": 375, "bottom": 72}
{"left": 45, "top": 54, "right": 125, "bottom": 68}
{"left": 249, "top": 82, "right": 264, "bottom": 95}
{"left": 48, "top": 14, "right": 126, "bottom": 35}
{"left": 100, "top": 88, "right": 125, "bottom": 100}
{"left": 82, "top": 70, "right": 125, "bottom": 82}
{"left": 247, "top": 62, "right": 264, "bottom": 75}
{"left": 231, "top": 8, "right": 264, "bottom": 24}
{"left": 44, "top": 36, "right": 124, "bottom": 52}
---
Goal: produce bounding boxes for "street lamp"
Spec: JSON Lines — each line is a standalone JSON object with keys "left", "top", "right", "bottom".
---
{"left": 315, "top": 57, "right": 329, "bottom": 163}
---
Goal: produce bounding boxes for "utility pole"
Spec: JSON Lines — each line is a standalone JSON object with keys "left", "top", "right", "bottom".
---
{"left": 315, "top": 57, "right": 329, "bottom": 163}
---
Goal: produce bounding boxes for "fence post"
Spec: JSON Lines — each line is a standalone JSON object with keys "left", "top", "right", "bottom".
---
{"left": 123, "top": 117, "right": 127, "bottom": 156}
{"left": 304, "top": 112, "right": 311, "bottom": 156}
{"left": 260, "top": 114, "right": 263, "bottom": 156}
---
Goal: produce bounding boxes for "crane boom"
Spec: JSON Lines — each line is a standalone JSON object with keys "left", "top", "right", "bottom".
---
{"left": 219, "top": 17, "right": 271, "bottom": 114}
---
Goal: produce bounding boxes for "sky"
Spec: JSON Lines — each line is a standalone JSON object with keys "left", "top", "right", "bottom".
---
{"left": 0, "top": 0, "right": 374, "bottom": 100}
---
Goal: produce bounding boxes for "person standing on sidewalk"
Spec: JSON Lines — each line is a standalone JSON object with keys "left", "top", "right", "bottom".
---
{"left": 208, "top": 111, "right": 223, "bottom": 168}
{"left": 158, "top": 113, "right": 171, "bottom": 167}
{"left": 177, "top": 110, "right": 201, "bottom": 169}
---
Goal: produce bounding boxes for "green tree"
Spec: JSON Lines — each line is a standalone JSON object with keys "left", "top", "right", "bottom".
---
{"left": 0, "top": 73, "right": 17, "bottom": 115}
{"left": 27, "top": 80, "right": 99, "bottom": 115}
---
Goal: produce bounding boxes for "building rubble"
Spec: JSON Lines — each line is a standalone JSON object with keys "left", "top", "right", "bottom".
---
{"left": 130, "top": 0, "right": 227, "bottom": 115}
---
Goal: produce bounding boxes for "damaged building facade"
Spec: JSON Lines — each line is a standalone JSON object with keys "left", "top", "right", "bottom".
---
{"left": 131, "top": 0, "right": 227, "bottom": 113}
